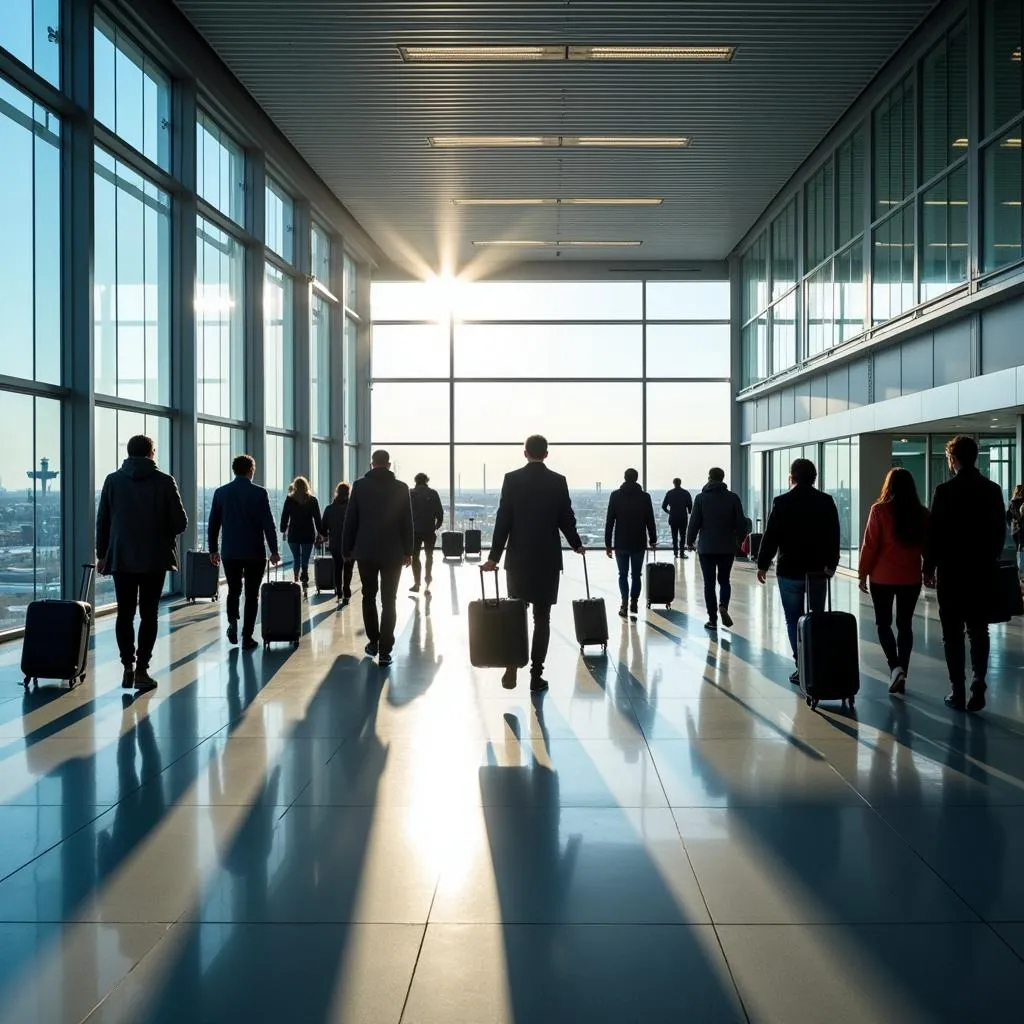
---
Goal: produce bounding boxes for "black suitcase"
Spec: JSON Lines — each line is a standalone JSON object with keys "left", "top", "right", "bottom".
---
{"left": 797, "top": 575, "right": 860, "bottom": 709}
{"left": 185, "top": 549, "right": 220, "bottom": 603}
{"left": 572, "top": 552, "right": 608, "bottom": 654}
{"left": 469, "top": 569, "right": 529, "bottom": 669}
{"left": 442, "top": 531, "right": 464, "bottom": 560}
{"left": 465, "top": 519, "right": 482, "bottom": 557}
{"left": 987, "top": 561, "right": 1024, "bottom": 623}
{"left": 21, "top": 564, "right": 95, "bottom": 688}
{"left": 313, "top": 544, "right": 335, "bottom": 594}
{"left": 261, "top": 567, "right": 302, "bottom": 647}
{"left": 645, "top": 553, "right": 675, "bottom": 609}
{"left": 747, "top": 532, "right": 763, "bottom": 560}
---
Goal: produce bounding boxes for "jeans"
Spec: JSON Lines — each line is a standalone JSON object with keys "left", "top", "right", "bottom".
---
{"left": 529, "top": 601, "right": 552, "bottom": 677}
{"left": 412, "top": 532, "right": 436, "bottom": 587}
{"left": 777, "top": 575, "right": 827, "bottom": 661}
{"left": 223, "top": 558, "right": 266, "bottom": 639}
{"left": 288, "top": 542, "right": 314, "bottom": 581}
{"left": 669, "top": 521, "right": 687, "bottom": 556}
{"left": 698, "top": 554, "right": 734, "bottom": 620}
{"left": 331, "top": 553, "right": 354, "bottom": 599}
{"left": 615, "top": 550, "right": 645, "bottom": 601}
{"left": 869, "top": 582, "right": 921, "bottom": 673}
{"left": 936, "top": 580, "right": 990, "bottom": 694}
{"left": 112, "top": 571, "right": 166, "bottom": 670}
{"left": 358, "top": 560, "right": 403, "bottom": 654}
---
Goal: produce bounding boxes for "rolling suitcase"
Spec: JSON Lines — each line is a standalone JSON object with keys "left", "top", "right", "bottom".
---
{"left": 185, "top": 549, "right": 220, "bottom": 603}
{"left": 987, "top": 560, "right": 1024, "bottom": 623}
{"left": 572, "top": 552, "right": 608, "bottom": 654}
{"left": 465, "top": 518, "right": 482, "bottom": 558}
{"left": 797, "top": 574, "right": 859, "bottom": 710}
{"left": 313, "top": 543, "right": 335, "bottom": 594}
{"left": 260, "top": 564, "right": 302, "bottom": 648}
{"left": 21, "top": 564, "right": 95, "bottom": 688}
{"left": 442, "top": 530, "right": 464, "bottom": 561}
{"left": 645, "top": 549, "right": 675, "bottom": 609}
{"left": 469, "top": 569, "right": 529, "bottom": 669}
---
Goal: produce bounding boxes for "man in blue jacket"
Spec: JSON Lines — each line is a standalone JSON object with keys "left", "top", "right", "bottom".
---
{"left": 208, "top": 454, "right": 281, "bottom": 650}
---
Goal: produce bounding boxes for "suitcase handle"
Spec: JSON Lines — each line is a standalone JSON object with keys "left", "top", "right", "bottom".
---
{"left": 479, "top": 567, "right": 502, "bottom": 604}
{"left": 582, "top": 549, "right": 591, "bottom": 600}
{"left": 804, "top": 573, "right": 832, "bottom": 614}
{"left": 79, "top": 563, "right": 95, "bottom": 604}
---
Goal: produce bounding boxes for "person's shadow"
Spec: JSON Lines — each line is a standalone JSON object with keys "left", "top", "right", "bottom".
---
{"left": 389, "top": 593, "right": 442, "bottom": 706}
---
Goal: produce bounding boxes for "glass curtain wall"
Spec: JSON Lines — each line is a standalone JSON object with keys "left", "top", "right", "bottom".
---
{"left": 371, "top": 279, "right": 731, "bottom": 548}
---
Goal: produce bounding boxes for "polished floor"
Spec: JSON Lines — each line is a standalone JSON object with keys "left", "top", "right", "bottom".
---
{"left": 1, "top": 558, "right": 1024, "bottom": 1022}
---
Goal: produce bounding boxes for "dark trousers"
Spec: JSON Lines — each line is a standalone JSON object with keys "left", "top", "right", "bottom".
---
{"left": 869, "top": 582, "right": 921, "bottom": 673}
{"left": 223, "top": 558, "right": 266, "bottom": 639}
{"left": 331, "top": 553, "right": 354, "bottom": 599}
{"left": 669, "top": 520, "right": 687, "bottom": 556}
{"left": 358, "top": 560, "right": 403, "bottom": 653}
{"left": 937, "top": 580, "right": 990, "bottom": 694}
{"left": 529, "top": 602, "right": 552, "bottom": 677}
{"left": 112, "top": 571, "right": 166, "bottom": 670}
{"left": 412, "top": 532, "right": 436, "bottom": 587}
{"left": 615, "top": 550, "right": 645, "bottom": 601}
{"left": 698, "top": 554, "right": 734, "bottom": 620}
{"left": 288, "top": 542, "right": 314, "bottom": 581}
{"left": 778, "top": 576, "right": 827, "bottom": 661}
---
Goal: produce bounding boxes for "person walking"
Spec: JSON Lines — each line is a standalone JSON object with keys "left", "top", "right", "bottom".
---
{"left": 756, "top": 457, "right": 841, "bottom": 685}
{"left": 409, "top": 472, "right": 444, "bottom": 595}
{"left": 604, "top": 468, "right": 657, "bottom": 620}
{"left": 342, "top": 450, "right": 414, "bottom": 667}
{"left": 924, "top": 435, "right": 1007, "bottom": 712}
{"left": 686, "top": 467, "right": 746, "bottom": 632}
{"left": 279, "top": 476, "right": 323, "bottom": 590}
{"left": 208, "top": 454, "right": 281, "bottom": 651}
{"left": 320, "top": 481, "right": 354, "bottom": 606}
{"left": 481, "top": 435, "right": 584, "bottom": 692}
{"left": 858, "top": 468, "right": 928, "bottom": 695}
{"left": 96, "top": 434, "right": 188, "bottom": 692}
{"left": 1008, "top": 484, "right": 1024, "bottom": 578}
{"left": 662, "top": 478, "right": 693, "bottom": 559}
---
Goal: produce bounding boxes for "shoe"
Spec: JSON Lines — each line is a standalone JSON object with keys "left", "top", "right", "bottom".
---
{"left": 341, "top": 598, "right": 350, "bottom": 608}
{"left": 409, "top": 584, "right": 420, "bottom": 593}
{"left": 133, "top": 668, "right": 158, "bottom": 693}
{"left": 378, "top": 652, "right": 393, "bottom": 667}
{"left": 530, "top": 676, "right": 549, "bottom": 693}
{"left": 425, "top": 576, "right": 433, "bottom": 587}
{"left": 241, "top": 636, "right": 259, "bottom": 651}
{"left": 704, "top": 620, "right": 718, "bottom": 632}
{"left": 944, "top": 692, "right": 966, "bottom": 711}
{"left": 618, "top": 600, "right": 628, "bottom": 619}
{"left": 719, "top": 605, "right": 733, "bottom": 628}
{"left": 424, "top": 586, "right": 431, "bottom": 596}
{"left": 629, "top": 599, "right": 639, "bottom": 620}
{"left": 682, "top": 552, "right": 689, "bottom": 559}
{"left": 967, "top": 686, "right": 987, "bottom": 713}
{"left": 501, "top": 667, "right": 517, "bottom": 689}
{"left": 226, "top": 623, "right": 238, "bottom": 645}
{"left": 789, "top": 670, "right": 801, "bottom": 686}
{"left": 888, "top": 666, "right": 906, "bottom": 695}
{"left": 364, "top": 641, "right": 379, "bottom": 657}
{"left": 121, "top": 667, "right": 135, "bottom": 689}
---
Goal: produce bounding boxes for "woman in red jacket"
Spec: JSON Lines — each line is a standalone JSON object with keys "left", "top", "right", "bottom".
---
{"left": 858, "top": 467, "right": 928, "bottom": 695}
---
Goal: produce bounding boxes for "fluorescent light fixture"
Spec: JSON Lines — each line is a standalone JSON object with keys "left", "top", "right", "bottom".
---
{"left": 472, "top": 239, "right": 643, "bottom": 248}
{"left": 399, "top": 45, "right": 566, "bottom": 62}
{"left": 452, "top": 196, "right": 663, "bottom": 206}
{"left": 1004, "top": 200, "right": 1023, "bottom": 207}
{"left": 1013, "top": 48, "right": 1022, "bottom": 62}
{"left": 568, "top": 45, "right": 735, "bottom": 61}
{"left": 429, "top": 134, "right": 690, "bottom": 148}
{"left": 924, "top": 199, "right": 968, "bottom": 206}
{"left": 952, "top": 137, "right": 969, "bottom": 148}
{"left": 1003, "top": 138, "right": 1023, "bottom": 147}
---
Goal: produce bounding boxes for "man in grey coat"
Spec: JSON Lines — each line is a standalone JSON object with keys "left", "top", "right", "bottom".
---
{"left": 96, "top": 435, "right": 188, "bottom": 691}
{"left": 686, "top": 467, "right": 747, "bottom": 632}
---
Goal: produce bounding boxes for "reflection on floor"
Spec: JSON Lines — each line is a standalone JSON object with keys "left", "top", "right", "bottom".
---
{"left": 0, "top": 559, "right": 1023, "bottom": 1021}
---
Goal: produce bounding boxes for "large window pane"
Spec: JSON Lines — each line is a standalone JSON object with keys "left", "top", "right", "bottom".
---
{"left": 836, "top": 128, "right": 865, "bottom": 249}
{"left": 94, "top": 408, "right": 170, "bottom": 605}
{"left": 311, "top": 440, "right": 333, "bottom": 503}
{"left": 312, "top": 223, "right": 331, "bottom": 286}
{"left": 197, "top": 111, "right": 245, "bottom": 226}
{"left": 985, "top": 0, "right": 1023, "bottom": 136}
{"left": 265, "top": 177, "right": 294, "bottom": 262}
{"left": 344, "top": 316, "right": 360, "bottom": 444}
{"left": 0, "top": 79, "right": 61, "bottom": 384}
{"left": 373, "top": 324, "right": 449, "bottom": 378}
{"left": 264, "top": 264, "right": 294, "bottom": 429}
{"left": 372, "top": 282, "right": 444, "bottom": 322}
{"left": 647, "top": 444, "right": 735, "bottom": 541}
{"left": 0, "top": 0, "right": 59, "bottom": 85}
{"left": 196, "top": 217, "right": 245, "bottom": 418}
{"left": 456, "top": 281, "right": 642, "bottom": 321}
{"left": 771, "top": 200, "right": 797, "bottom": 299}
{"left": 922, "top": 26, "right": 968, "bottom": 183}
{"left": 645, "top": 281, "right": 729, "bottom": 320}
{"left": 647, "top": 324, "right": 730, "bottom": 378}
{"left": 922, "top": 166, "right": 969, "bottom": 301}
{"left": 94, "top": 147, "right": 171, "bottom": 404}
{"left": 872, "top": 204, "right": 916, "bottom": 324}
{"left": 196, "top": 422, "right": 246, "bottom": 540}
{"left": 874, "top": 76, "right": 917, "bottom": 220}
{"left": 0, "top": 394, "right": 61, "bottom": 631}
{"left": 983, "top": 130, "right": 1024, "bottom": 271}
{"left": 805, "top": 161, "right": 835, "bottom": 269}
{"left": 454, "top": 324, "right": 642, "bottom": 378}
{"left": 344, "top": 254, "right": 358, "bottom": 312}
{"left": 741, "top": 315, "right": 768, "bottom": 386}
{"left": 835, "top": 244, "right": 866, "bottom": 343}
{"left": 371, "top": 382, "right": 450, "bottom": 442}
{"left": 771, "top": 290, "right": 797, "bottom": 373}
{"left": 806, "top": 262, "right": 835, "bottom": 357}
{"left": 94, "top": 13, "right": 171, "bottom": 170}
{"left": 311, "top": 295, "right": 331, "bottom": 436}
{"left": 741, "top": 232, "right": 769, "bottom": 321}
{"left": 646, "top": 383, "right": 731, "bottom": 443}
{"left": 370, "top": 445, "right": 451, "bottom": 497}
{"left": 264, "top": 433, "right": 295, "bottom": 562}
{"left": 455, "top": 382, "right": 642, "bottom": 443}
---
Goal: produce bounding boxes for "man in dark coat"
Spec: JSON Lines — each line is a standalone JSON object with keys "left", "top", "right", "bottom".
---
{"left": 96, "top": 434, "right": 188, "bottom": 692}
{"left": 481, "top": 434, "right": 584, "bottom": 692}
{"left": 409, "top": 472, "right": 445, "bottom": 594}
{"left": 924, "top": 434, "right": 1007, "bottom": 712}
{"left": 605, "top": 468, "right": 657, "bottom": 620}
{"left": 662, "top": 478, "right": 693, "bottom": 559}
{"left": 342, "top": 450, "right": 414, "bottom": 667}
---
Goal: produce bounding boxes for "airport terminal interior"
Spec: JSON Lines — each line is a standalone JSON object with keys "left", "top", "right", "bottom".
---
{"left": 3, "top": 0, "right": 1024, "bottom": 1019}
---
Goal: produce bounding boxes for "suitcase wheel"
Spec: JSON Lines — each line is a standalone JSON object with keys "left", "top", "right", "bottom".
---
{"left": 810, "top": 698, "right": 819, "bottom": 711}
{"left": 647, "top": 602, "right": 651, "bottom": 609}
{"left": 22, "top": 676, "right": 30, "bottom": 688}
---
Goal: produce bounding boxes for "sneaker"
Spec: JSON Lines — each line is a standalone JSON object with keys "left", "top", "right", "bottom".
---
{"left": 364, "top": 641, "right": 379, "bottom": 658}
{"left": 618, "top": 600, "right": 628, "bottom": 619}
{"left": 378, "top": 652, "right": 393, "bottom": 668}
{"left": 409, "top": 584, "right": 421, "bottom": 593}
{"left": 501, "top": 667, "right": 517, "bottom": 690}
{"left": 681, "top": 552, "right": 689, "bottom": 559}
{"left": 967, "top": 686, "right": 987, "bottom": 713}
{"left": 121, "top": 667, "right": 135, "bottom": 689}
{"left": 133, "top": 669, "right": 158, "bottom": 693}
{"left": 719, "top": 605, "right": 734, "bottom": 629}
{"left": 789, "top": 670, "right": 801, "bottom": 686}
{"left": 944, "top": 692, "right": 966, "bottom": 712}
{"left": 241, "top": 636, "right": 259, "bottom": 652}
{"left": 704, "top": 619, "right": 718, "bottom": 632}
{"left": 530, "top": 676, "right": 549, "bottom": 693}
{"left": 888, "top": 666, "right": 907, "bottom": 695}
{"left": 226, "top": 623, "right": 238, "bottom": 645}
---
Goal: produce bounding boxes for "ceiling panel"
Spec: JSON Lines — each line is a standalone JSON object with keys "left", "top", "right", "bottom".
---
{"left": 172, "top": 0, "right": 940, "bottom": 272}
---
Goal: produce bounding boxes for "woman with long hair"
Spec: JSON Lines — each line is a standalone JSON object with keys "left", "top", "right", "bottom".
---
{"left": 858, "top": 467, "right": 928, "bottom": 694}
{"left": 280, "top": 475, "right": 323, "bottom": 588}
{"left": 320, "top": 481, "right": 354, "bottom": 605}
{"left": 1008, "top": 484, "right": 1024, "bottom": 576}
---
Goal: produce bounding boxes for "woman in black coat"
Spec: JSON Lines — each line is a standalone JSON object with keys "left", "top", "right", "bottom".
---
{"left": 279, "top": 476, "right": 323, "bottom": 587}
{"left": 320, "top": 482, "right": 354, "bottom": 604}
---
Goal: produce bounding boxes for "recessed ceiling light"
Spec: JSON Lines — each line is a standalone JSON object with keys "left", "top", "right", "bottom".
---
{"left": 452, "top": 196, "right": 663, "bottom": 206}
{"left": 399, "top": 45, "right": 566, "bottom": 62}
{"left": 472, "top": 239, "right": 643, "bottom": 248}
{"left": 568, "top": 45, "right": 735, "bottom": 61}
{"left": 429, "top": 134, "right": 690, "bottom": 148}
